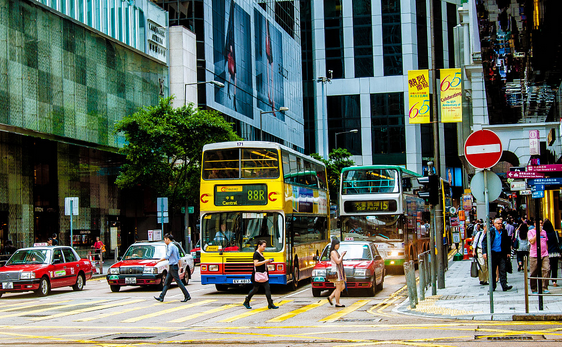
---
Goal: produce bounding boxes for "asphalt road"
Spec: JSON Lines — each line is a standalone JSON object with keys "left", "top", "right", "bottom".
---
{"left": 1, "top": 268, "right": 562, "bottom": 346}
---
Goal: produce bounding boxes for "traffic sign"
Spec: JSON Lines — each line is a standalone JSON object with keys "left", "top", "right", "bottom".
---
{"left": 527, "top": 164, "right": 562, "bottom": 172}
{"left": 510, "top": 181, "right": 526, "bottom": 191}
{"left": 470, "top": 170, "right": 502, "bottom": 201}
{"left": 506, "top": 171, "right": 544, "bottom": 179}
{"left": 464, "top": 130, "right": 503, "bottom": 169}
{"left": 528, "top": 178, "right": 562, "bottom": 186}
{"left": 532, "top": 190, "right": 544, "bottom": 199}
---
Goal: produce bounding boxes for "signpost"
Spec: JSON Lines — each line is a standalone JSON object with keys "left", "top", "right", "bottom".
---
{"left": 464, "top": 129, "right": 503, "bottom": 314}
{"left": 157, "top": 197, "right": 168, "bottom": 235}
{"left": 65, "top": 197, "right": 79, "bottom": 247}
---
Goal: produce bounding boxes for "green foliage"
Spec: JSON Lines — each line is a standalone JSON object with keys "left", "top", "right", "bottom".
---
{"left": 311, "top": 148, "right": 355, "bottom": 202}
{"left": 114, "top": 97, "right": 241, "bottom": 209}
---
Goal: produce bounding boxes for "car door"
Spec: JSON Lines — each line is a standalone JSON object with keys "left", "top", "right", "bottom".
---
{"left": 61, "top": 248, "right": 80, "bottom": 286}
{"left": 371, "top": 244, "right": 383, "bottom": 283}
{"left": 50, "top": 249, "right": 67, "bottom": 288}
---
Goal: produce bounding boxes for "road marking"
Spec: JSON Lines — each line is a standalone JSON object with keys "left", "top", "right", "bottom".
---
{"left": 169, "top": 303, "right": 240, "bottom": 323}
{"left": 319, "top": 300, "right": 371, "bottom": 322}
{"left": 267, "top": 300, "right": 327, "bottom": 323}
{"left": 218, "top": 300, "right": 292, "bottom": 323}
{"left": 0, "top": 300, "right": 106, "bottom": 319}
{"left": 121, "top": 299, "right": 216, "bottom": 323}
{"left": 0, "top": 301, "right": 47, "bottom": 312}
{"left": 30, "top": 299, "right": 144, "bottom": 321}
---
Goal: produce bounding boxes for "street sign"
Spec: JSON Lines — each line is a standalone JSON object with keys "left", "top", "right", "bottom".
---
{"left": 507, "top": 171, "right": 544, "bottom": 179}
{"left": 464, "top": 130, "right": 503, "bottom": 169}
{"left": 470, "top": 170, "right": 502, "bottom": 201}
{"left": 532, "top": 190, "right": 545, "bottom": 199}
{"left": 527, "top": 164, "right": 562, "bottom": 172}
{"left": 531, "top": 184, "right": 545, "bottom": 192}
{"left": 188, "top": 206, "right": 195, "bottom": 214}
{"left": 528, "top": 178, "right": 562, "bottom": 186}
{"left": 510, "top": 181, "right": 526, "bottom": 191}
{"left": 520, "top": 190, "right": 532, "bottom": 195}
{"left": 64, "top": 197, "right": 79, "bottom": 216}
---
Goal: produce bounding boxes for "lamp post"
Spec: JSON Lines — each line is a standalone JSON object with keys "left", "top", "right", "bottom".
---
{"left": 260, "top": 107, "right": 289, "bottom": 141}
{"left": 184, "top": 80, "right": 225, "bottom": 106}
{"left": 335, "top": 129, "right": 359, "bottom": 150}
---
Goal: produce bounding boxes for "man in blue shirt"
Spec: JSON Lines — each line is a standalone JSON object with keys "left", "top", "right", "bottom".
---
{"left": 482, "top": 218, "right": 513, "bottom": 291}
{"left": 154, "top": 234, "right": 191, "bottom": 302}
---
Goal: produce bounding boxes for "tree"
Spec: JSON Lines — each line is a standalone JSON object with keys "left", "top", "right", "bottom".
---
{"left": 114, "top": 97, "right": 241, "bottom": 210}
{"left": 311, "top": 148, "right": 355, "bottom": 203}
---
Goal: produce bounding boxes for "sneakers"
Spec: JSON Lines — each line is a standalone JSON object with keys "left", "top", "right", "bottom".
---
{"left": 268, "top": 304, "right": 279, "bottom": 309}
{"left": 543, "top": 290, "right": 551, "bottom": 294}
{"left": 243, "top": 299, "right": 252, "bottom": 309}
{"left": 532, "top": 291, "right": 538, "bottom": 294}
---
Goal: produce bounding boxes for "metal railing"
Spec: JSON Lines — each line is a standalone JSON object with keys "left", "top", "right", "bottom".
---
{"left": 404, "top": 251, "right": 440, "bottom": 309}
{"left": 523, "top": 255, "right": 562, "bottom": 313}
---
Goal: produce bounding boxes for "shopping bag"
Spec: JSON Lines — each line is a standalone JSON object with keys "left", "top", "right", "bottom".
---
{"left": 470, "top": 258, "right": 479, "bottom": 277}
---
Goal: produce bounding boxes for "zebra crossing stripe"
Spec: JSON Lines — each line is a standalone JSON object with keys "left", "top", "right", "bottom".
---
{"left": 319, "top": 300, "right": 371, "bottom": 322}
{"left": 121, "top": 299, "right": 216, "bottom": 323}
{"left": 266, "top": 299, "right": 328, "bottom": 323}
{"left": 0, "top": 300, "right": 105, "bottom": 320}
{"left": 218, "top": 300, "right": 292, "bottom": 323}
{"left": 31, "top": 299, "right": 145, "bottom": 321}
{"left": 169, "top": 303, "right": 240, "bottom": 323}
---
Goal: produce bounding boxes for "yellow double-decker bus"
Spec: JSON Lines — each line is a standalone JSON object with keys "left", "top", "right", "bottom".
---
{"left": 199, "top": 141, "right": 330, "bottom": 291}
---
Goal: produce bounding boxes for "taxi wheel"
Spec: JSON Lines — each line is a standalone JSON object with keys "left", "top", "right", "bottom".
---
{"left": 312, "top": 288, "right": 321, "bottom": 297}
{"left": 0, "top": 292, "right": 3, "bottom": 298}
{"left": 155, "top": 271, "right": 166, "bottom": 291}
{"left": 181, "top": 271, "right": 189, "bottom": 285}
{"left": 72, "top": 274, "right": 85, "bottom": 291}
{"left": 110, "top": 285, "right": 121, "bottom": 292}
{"left": 290, "top": 265, "right": 299, "bottom": 291}
{"left": 376, "top": 271, "right": 385, "bottom": 291}
{"left": 35, "top": 277, "right": 50, "bottom": 296}
{"left": 367, "top": 277, "right": 377, "bottom": 297}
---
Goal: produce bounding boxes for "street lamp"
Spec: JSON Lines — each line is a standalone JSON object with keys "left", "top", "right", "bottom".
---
{"left": 260, "top": 107, "right": 289, "bottom": 141}
{"left": 335, "top": 129, "right": 359, "bottom": 150}
{"left": 184, "top": 80, "right": 225, "bottom": 105}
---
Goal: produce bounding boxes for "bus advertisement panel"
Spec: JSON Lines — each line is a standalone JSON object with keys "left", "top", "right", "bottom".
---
{"left": 199, "top": 141, "right": 330, "bottom": 291}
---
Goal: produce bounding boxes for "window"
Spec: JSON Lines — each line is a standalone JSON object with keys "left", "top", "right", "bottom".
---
{"left": 324, "top": 0, "right": 344, "bottom": 78}
{"left": 203, "top": 148, "right": 279, "bottom": 179}
{"left": 371, "top": 93, "right": 405, "bottom": 164}
{"left": 416, "top": 0, "right": 428, "bottom": 69}
{"left": 62, "top": 248, "right": 78, "bottom": 263}
{"left": 342, "top": 169, "right": 399, "bottom": 194}
{"left": 327, "top": 95, "right": 362, "bottom": 155}
{"left": 381, "top": 0, "right": 403, "bottom": 76}
{"left": 353, "top": 0, "right": 373, "bottom": 77}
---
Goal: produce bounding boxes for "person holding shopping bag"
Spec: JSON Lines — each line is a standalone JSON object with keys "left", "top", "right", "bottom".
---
{"left": 243, "top": 240, "right": 279, "bottom": 310}
{"left": 327, "top": 238, "right": 347, "bottom": 307}
{"left": 472, "top": 223, "right": 488, "bottom": 285}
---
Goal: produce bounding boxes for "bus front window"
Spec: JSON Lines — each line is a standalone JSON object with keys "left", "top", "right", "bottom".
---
{"left": 201, "top": 212, "right": 283, "bottom": 252}
{"left": 341, "top": 215, "right": 402, "bottom": 241}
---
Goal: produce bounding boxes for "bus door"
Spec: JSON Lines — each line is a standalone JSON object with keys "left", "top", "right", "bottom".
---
{"left": 286, "top": 215, "right": 294, "bottom": 280}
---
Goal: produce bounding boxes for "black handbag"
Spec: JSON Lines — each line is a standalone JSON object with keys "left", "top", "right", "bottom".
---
{"left": 470, "top": 258, "right": 478, "bottom": 277}
{"left": 506, "top": 258, "right": 513, "bottom": 273}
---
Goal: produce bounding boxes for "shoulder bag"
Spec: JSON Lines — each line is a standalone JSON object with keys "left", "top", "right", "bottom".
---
{"left": 254, "top": 265, "right": 268, "bottom": 283}
{"left": 326, "top": 264, "right": 338, "bottom": 280}
{"left": 470, "top": 258, "right": 479, "bottom": 277}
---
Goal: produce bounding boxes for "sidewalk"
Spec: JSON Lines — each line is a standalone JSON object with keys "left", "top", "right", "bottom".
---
{"left": 396, "top": 255, "right": 562, "bottom": 321}
{"left": 91, "top": 258, "right": 115, "bottom": 279}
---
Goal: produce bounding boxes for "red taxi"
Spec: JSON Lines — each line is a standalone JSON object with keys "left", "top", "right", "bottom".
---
{"left": 106, "top": 241, "right": 194, "bottom": 292}
{"left": 311, "top": 241, "right": 385, "bottom": 297}
{"left": 0, "top": 245, "right": 95, "bottom": 297}
{"left": 190, "top": 240, "right": 200, "bottom": 264}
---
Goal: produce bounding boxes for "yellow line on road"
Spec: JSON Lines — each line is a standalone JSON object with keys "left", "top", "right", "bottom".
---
{"left": 0, "top": 301, "right": 48, "bottom": 312}
{"left": 169, "top": 303, "right": 240, "bottom": 323}
{"left": 74, "top": 301, "right": 176, "bottom": 322}
{"left": 121, "top": 299, "right": 216, "bottom": 323}
{"left": 319, "top": 300, "right": 371, "bottom": 323}
{"left": 30, "top": 299, "right": 144, "bottom": 321}
{"left": 0, "top": 300, "right": 106, "bottom": 319}
{"left": 218, "top": 300, "right": 292, "bottom": 323}
{"left": 267, "top": 300, "right": 327, "bottom": 323}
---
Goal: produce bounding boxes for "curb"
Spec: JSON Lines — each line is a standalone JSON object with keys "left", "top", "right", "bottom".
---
{"left": 512, "top": 314, "right": 562, "bottom": 321}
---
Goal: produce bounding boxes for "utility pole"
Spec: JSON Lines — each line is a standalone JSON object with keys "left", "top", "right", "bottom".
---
{"left": 429, "top": 0, "right": 445, "bottom": 288}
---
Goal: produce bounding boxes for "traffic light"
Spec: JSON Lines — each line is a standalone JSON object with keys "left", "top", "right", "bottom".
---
{"left": 417, "top": 175, "right": 439, "bottom": 205}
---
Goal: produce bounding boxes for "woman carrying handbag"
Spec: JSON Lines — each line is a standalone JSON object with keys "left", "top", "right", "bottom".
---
{"left": 327, "top": 238, "right": 347, "bottom": 307}
{"left": 243, "top": 240, "right": 279, "bottom": 309}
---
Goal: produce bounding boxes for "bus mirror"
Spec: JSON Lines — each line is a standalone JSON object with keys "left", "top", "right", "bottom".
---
{"left": 313, "top": 255, "right": 319, "bottom": 262}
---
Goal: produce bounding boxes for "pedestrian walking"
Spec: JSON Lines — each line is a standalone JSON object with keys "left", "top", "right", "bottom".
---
{"left": 154, "top": 234, "right": 191, "bottom": 302}
{"left": 472, "top": 223, "right": 488, "bottom": 285}
{"left": 327, "top": 238, "right": 347, "bottom": 307}
{"left": 482, "top": 218, "right": 513, "bottom": 291}
{"left": 515, "top": 222, "right": 529, "bottom": 271}
{"left": 529, "top": 220, "right": 550, "bottom": 294}
{"left": 243, "top": 240, "right": 278, "bottom": 309}
{"left": 52, "top": 233, "right": 59, "bottom": 246}
{"left": 544, "top": 219, "right": 560, "bottom": 287}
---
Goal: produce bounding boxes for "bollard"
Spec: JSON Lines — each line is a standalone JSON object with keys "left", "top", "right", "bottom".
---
{"left": 404, "top": 261, "right": 418, "bottom": 309}
{"left": 524, "top": 255, "right": 529, "bottom": 314}
{"left": 418, "top": 258, "right": 425, "bottom": 301}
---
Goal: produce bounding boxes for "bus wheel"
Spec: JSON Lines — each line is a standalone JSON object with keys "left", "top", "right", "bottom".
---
{"left": 215, "top": 284, "right": 229, "bottom": 291}
{"left": 290, "top": 265, "right": 299, "bottom": 291}
{"left": 312, "top": 288, "right": 321, "bottom": 297}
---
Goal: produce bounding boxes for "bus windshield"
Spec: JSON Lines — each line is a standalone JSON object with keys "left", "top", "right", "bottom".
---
{"left": 342, "top": 169, "right": 399, "bottom": 194}
{"left": 201, "top": 212, "right": 283, "bottom": 252}
{"left": 341, "top": 215, "right": 403, "bottom": 241}
{"left": 202, "top": 148, "right": 280, "bottom": 179}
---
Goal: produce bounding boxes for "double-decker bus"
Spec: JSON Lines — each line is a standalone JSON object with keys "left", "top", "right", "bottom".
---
{"left": 339, "top": 165, "right": 427, "bottom": 271}
{"left": 199, "top": 141, "right": 330, "bottom": 291}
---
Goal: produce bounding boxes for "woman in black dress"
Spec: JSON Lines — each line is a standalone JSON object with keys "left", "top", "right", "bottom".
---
{"left": 243, "top": 240, "right": 279, "bottom": 309}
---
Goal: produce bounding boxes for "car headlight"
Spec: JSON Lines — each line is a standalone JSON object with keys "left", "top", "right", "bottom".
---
{"left": 354, "top": 268, "right": 371, "bottom": 277}
{"left": 209, "top": 264, "right": 219, "bottom": 272}
{"left": 20, "top": 271, "right": 35, "bottom": 280}
{"left": 144, "top": 266, "right": 158, "bottom": 274}
{"left": 109, "top": 268, "right": 120, "bottom": 275}
{"left": 191, "top": 252, "right": 196, "bottom": 257}
{"left": 312, "top": 269, "right": 326, "bottom": 277}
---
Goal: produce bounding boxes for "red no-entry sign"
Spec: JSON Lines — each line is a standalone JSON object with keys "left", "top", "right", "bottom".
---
{"left": 464, "top": 130, "right": 503, "bottom": 169}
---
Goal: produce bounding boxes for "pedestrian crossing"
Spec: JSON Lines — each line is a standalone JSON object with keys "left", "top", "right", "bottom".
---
{"left": 0, "top": 297, "right": 391, "bottom": 324}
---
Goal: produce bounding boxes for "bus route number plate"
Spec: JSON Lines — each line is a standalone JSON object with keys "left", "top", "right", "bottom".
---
{"left": 233, "top": 279, "right": 251, "bottom": 284}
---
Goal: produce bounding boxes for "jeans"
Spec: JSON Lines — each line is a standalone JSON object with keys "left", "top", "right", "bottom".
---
{"left": 517, "top": 251, "right": 529, "bottom": 269}
{"left": 490, "top": 251, "right": 508, "bottom": 290}
{"left": 550, "top": 256, "right": 559, "bottom": 284}
{"left": 246, "top": 281, "right": 274, "bottom": 306}
{"left": 158, "top": 264, "right": 190, "bottom": 299}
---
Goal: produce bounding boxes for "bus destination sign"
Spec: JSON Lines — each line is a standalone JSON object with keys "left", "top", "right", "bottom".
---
{"left": 215, "top": 184, "right": 268, "bottom": 206}
{"left": 344, "top": 200, "right": 397, "bottom": 213}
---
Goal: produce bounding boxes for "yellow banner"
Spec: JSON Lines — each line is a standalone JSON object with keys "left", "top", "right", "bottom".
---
{"left": 408, "top": 70, "right": 431, "bottom": 124}
{"left": 440, "top": 68, "right": 462, "bottom": 123}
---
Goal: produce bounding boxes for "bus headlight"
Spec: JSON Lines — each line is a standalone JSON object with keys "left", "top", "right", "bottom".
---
{"left": 209, "top": 265, "right": 219, "bottom": 272}
{"left": 267, "top": 264, "right": 275, "bottom": 271}
{"left": 312, "top": 269, "right": 326, "bottom": 277}
{"left": 144, "top": 267, "right": 158, "bottom": 274}
{"left": 20, "top": 271, "right": 35, "bottom": 280}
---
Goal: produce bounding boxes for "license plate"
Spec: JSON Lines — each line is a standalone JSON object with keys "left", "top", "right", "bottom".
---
{"left": 125, "top": 277, "right": 136, "bottom": 284}
{"left": 108, "top": 275, "right": 119, "bottom": 280}
{"left": 313, "top": 277, "right": 325, "bottom": 282}
{"left": 2, "top": 282, "right": 13, "bottom": 289}
{"left": 233, "top": 279, "right": 251, "bottom": 284}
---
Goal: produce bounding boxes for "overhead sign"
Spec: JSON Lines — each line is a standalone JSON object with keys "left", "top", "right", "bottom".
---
{"left": 408, "top": 70, "right": 431, "bottom": 124}
{"left": 464, "top": 130, "right": 503, "bottom": 169}
{"left": 529, "top": 130, "right": 540, "bottom": 155}
{"left": 510, "top": 181, "right": 526, "bottom": 191}
{"left": 528, "top": 178, "right": 562, "bottom": 186}
{"left": 527, "top": 164, "right": 562, "bottom": 172}
{"left": 507, "top": 171, "right": 544, "bottom": 179}
{"left": 470, "top": 170, "right": 502, "bottom": 201}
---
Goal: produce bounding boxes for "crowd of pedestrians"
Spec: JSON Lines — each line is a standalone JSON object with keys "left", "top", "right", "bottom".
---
{"left": 471, "top": 215, "right": 561, "bottom": 293}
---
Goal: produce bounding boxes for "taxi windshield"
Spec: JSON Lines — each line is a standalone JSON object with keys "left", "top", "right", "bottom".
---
{"left": 123, "top": 245, "right": 167, "bottom": 260}
{"left": 6, "top": 249, "right": 51, "bottom": 265}
{"left": 320, "top": 244, "right": 372, "bottom": 261}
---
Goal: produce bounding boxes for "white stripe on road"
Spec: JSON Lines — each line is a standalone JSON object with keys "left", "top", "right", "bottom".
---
{"left": 466, "top": 144, "right": 501, "bottom": 155}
